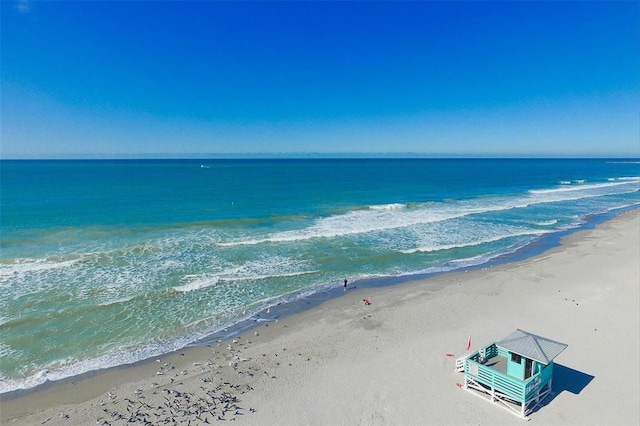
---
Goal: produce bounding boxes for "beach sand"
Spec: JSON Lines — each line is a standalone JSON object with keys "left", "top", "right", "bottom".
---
{"left": 2, "top": 210, "right": 638, "bottom": 425}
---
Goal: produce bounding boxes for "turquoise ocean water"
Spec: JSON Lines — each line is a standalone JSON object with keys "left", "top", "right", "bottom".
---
{"left": 1, "top": 158, "right": 639, "bottom": 394}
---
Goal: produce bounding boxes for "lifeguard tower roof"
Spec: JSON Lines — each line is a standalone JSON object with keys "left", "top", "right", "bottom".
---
{"left": 497, "top": 329, "right": 568, "bottom": 365}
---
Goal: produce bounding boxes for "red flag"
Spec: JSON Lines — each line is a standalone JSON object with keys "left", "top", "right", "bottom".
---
{"left": 466, "top": 334, "right": 471, "bottom": 352}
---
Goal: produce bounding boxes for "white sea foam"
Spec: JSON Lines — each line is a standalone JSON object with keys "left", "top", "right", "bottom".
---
{"left": 392, "top": 243, "right": 530, "bottom": 277}
{"left": 606, "top": 161, "right": 640, "bottom": 164}
{"left": 0, "top": 341, "right": 14, "bottom": 359}
{"left": 174, "top": 258, "right": 316, "bottom": 292}
{"left": 229, "top": 270, "right": 320, "bottom": 282}
{"left": 97, "top": 295, "right": 137, "bottom": 307}
{"left": 174, "top": 275, "right": 222, "bottom": 293}
{"left": 0, "top": 338, "right": 197, "bottom": 395}
{"left": 606, "top": 202, "right": 640, "bottom": 213}
{"left": 532, "top": 220, "right": 558, "bottom": 226}
{"left": 216, "top": 178, "right": 639, "bottom": 248}
{"left": 401, "top": 229, "right": 545, "bottom": 254}
{"left": 0, "top": 257, "right": 81, "bottom": 280}
{"left": 529, "top": 179, "right": 638, "bottom": 195}
{"left": 431, "top": 233, "right": 541, "bottom": 273}
{"left": 368, "top": 203, "right": 406, "bottom": 211}
{"left": 218, "top": 206, "right": 468, "bottom": 246}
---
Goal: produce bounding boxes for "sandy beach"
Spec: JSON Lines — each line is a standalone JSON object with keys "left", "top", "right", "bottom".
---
{"left": 2, "top": 209, "right": 638, "bottom": 425}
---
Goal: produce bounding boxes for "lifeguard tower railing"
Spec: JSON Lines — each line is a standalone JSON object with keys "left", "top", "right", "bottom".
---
{"left": 462, "top": 343, "right": 554, "bottom": 419}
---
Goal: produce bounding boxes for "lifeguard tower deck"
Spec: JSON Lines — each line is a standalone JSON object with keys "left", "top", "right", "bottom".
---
{"left": 455, "top": 329, "right": 568, "bottom": 420}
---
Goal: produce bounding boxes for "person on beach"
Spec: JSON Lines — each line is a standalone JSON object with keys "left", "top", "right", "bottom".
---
{"left": 343, "top": 278, "right": 348, "bottom": 291}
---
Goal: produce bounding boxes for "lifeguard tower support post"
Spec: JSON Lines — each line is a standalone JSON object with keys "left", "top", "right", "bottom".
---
{"left": 456, "top": 329, "right": 568, "bottom": 419}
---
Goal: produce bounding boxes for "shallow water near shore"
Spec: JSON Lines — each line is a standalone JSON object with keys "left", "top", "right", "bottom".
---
{"left": 1, "top": 158, "right": 639, "bottom": 395}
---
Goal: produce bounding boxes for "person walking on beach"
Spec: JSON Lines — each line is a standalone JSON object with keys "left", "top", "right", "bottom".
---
{"left": 343, "top": 278, "right": 348, "bottom": 291}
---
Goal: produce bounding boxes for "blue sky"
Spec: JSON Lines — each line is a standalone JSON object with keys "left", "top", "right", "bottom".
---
{"left": 2, "top": 1, "right": 639, "bottom": 158}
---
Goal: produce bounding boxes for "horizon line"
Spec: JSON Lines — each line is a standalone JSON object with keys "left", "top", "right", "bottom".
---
{"left": 2, "top": 152, "right": 639, "bottom": 161}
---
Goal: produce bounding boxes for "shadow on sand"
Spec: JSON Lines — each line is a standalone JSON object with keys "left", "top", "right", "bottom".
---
{"left": 530, "top": 363, "right": 594, "bottom": 414}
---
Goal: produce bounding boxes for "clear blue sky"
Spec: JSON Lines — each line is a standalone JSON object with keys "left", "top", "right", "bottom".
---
{"left": 2, "top": 1, "right": 639, "bottom": 158}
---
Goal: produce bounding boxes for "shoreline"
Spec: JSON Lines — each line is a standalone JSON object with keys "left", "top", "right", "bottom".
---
{"left": 1, "top": 205, "right": 632, "bottom": 400}
{"left": 2, "top": 208, "right": 639, "bottom": 424}
{"left": 0, "top": 206, "right": 628, "bottom": 400}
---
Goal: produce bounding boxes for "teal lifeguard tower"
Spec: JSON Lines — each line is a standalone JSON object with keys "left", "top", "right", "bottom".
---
{"left": 456, "top": 329, "right": 568, "bottom": 419}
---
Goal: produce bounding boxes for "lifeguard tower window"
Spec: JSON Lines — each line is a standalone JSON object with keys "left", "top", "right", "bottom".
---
{"left": 511, "top": 353, "right": 522, "bottom": 364}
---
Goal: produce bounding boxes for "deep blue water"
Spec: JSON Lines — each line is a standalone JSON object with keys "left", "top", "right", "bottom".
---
{"left": 1, "top": 158, "right": 639, "bottom": 394}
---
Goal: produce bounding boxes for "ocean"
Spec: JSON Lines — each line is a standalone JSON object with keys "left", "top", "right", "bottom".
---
{"left": 1, "top": 158, "right": 639, "bottom": 395}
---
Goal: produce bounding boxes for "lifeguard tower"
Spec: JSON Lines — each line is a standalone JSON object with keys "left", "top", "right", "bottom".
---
{"left": 455, "top": 329, "right": 568, "bottom": 419}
